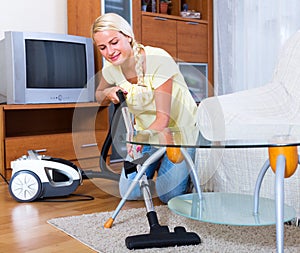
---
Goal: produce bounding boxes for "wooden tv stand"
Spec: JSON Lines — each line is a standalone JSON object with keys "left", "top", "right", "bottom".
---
{"left": 0, "top": 102, "right": 110, "bottom": 180}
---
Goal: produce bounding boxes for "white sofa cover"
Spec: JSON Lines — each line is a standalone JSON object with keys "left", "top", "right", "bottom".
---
{"left": 195, "top": 30, "right": 300, "bottom": 217}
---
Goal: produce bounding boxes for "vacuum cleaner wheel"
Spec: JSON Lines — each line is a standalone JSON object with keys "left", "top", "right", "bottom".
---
{"left": 9, "top": 170, "right": 42, "bottom": 202}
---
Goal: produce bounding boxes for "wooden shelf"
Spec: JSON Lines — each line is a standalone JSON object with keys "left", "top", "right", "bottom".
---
{"left": 0, "top": 102, "right": 110, "bottom": 179}
{"left": 141, "top": 11, "right": 208, "bottom": 24}
{"left": 142, "top": 0, "right": 210, "bottom": 20}
{"left": 3, "top": 102, "right": 100, "bottom": 110}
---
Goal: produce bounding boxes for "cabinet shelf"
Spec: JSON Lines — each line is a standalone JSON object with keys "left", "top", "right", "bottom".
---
{"left": 3, "top": 102, "right": 100, "bottom": 110}
{"left": 0, "top": 103, "right": 110, "bottom": 179}
{"left": 141, "top": 11, "right": 208, "bottom": 24}
{"left": 141, "top": 13, "right": 209, "bottom": 63}
{"left": 142, "top": 0, "right": 209, "bottom": 21}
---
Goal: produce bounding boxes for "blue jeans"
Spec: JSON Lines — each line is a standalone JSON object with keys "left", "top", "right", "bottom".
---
{"left": 119, "top": 146, "right": 195, "bottom": 203}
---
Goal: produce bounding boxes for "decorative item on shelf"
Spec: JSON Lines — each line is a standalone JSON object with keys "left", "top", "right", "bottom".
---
{"left": 141, "top": 0, "right": 150, "bottom": 12}
{"left": 141, "top": 3, "right": 147, "bottom": 11}
{"left": 151, "top": 0, "right": 156, "bottom": 13}
{"left": 183, "top": 3, "right": 188, "bottom": 12}
{"left": 180, "top": 10, "right": 201, "bottom": 19}
{"left": 160, "top": 0, "right": 171, "bottom": 14}
{"left": 141, "top": 0, "right": 156, "bottom": 12}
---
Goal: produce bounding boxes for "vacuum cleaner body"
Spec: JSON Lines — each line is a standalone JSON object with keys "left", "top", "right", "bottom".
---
{"left": 9, "top": 150, "right": 82, "bottom": 202}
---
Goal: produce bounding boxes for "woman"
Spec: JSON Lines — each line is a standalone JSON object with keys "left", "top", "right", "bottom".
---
{"left": 92, "top": 13, "right": 197, "bottom": 203}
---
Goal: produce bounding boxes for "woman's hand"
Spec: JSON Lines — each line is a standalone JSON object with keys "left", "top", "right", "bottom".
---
{"left": 95, "top": 76, "right": 127, "bottom": 105}
{"left": 103, "top": 87, "right": 127, "bottom": 104}
{"left": 96, "top": 86, "right": 127, "bottom": 105}
{"left": 127, "top": 143, "right": 143, "bottom": 159}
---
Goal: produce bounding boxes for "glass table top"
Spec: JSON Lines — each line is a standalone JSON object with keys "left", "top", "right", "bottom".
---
{"left": 117, "top": 124, "right": 299, "bottom": 226}
{"left": 121, "top": 125, "right": 300, "bottom": 148}
{"left": 168, "top": 193, "right": 296, "bottom": 226}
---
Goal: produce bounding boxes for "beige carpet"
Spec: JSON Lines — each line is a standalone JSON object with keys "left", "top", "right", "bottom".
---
{"left": 48, "top": 205, "right": 300, "bottom": 253}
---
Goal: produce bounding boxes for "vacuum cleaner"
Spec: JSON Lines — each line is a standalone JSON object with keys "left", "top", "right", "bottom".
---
{"left": 104, "top": 90, "right": 201, "bottom": 250}
{"left": 8, "top": 102, "right": 122, "bottom": 202}
{"left": 9, "top": 150, "right": 83, "bottom": 202}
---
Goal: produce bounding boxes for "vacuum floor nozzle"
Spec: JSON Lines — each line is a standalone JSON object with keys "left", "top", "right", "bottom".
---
{"left": 125, "top": 225, "right": 201, "bottom": 250}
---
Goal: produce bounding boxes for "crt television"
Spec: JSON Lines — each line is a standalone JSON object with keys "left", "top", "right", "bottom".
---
{"left": 0, "top": 31, "right": 95, "bottom": 104}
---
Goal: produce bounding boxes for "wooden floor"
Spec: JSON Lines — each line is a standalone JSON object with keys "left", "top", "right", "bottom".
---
{"left": 0, "top": 168, "right": 163, "bottom": 252}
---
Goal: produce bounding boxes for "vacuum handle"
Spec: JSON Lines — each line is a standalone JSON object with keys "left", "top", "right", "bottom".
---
{"left": 116, "top": 90, "right": 134, "bottom": 133}
{"left": 116, "top": 90, "right": 127, "bottom": 107}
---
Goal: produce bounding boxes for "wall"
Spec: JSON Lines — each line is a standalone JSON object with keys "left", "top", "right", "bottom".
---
{"left": 0, "top": 0, "right": 67, "bottom": 40}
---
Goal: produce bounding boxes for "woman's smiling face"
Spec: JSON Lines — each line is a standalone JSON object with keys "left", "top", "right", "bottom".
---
{"left": 93, "top": 30, "right": 133, "bottom": 66}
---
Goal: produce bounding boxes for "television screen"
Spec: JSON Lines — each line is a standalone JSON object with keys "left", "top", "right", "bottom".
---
{"left": 25, "top": 40, "right": 87, "bottom": 89}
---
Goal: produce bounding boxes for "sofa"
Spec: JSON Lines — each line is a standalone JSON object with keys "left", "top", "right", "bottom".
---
{"left": 195, "top": 29, "right": 300, "bottom": 217}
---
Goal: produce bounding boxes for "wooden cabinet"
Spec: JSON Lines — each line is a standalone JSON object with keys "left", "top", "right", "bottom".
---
{"left": 177, "top": 21, "right": 208, "bottom": 62}
{"left": 141, "top": 15, "right": 208, "bottom": 63}
{"left": 141, "top": 15, "right": 177, "bottom": 58}
{"left": 140, "top": 0, "right": 213, "bottom": 94}
{"left": 0, "top": 103, "right": 110, "bottom": 179}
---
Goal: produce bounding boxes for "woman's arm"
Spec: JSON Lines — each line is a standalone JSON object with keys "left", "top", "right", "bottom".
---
{"left": 148, "top": 78, "right": 173, "bottom": 131}
{"left": 95, "top": 77, "right": 127, "bottom": 105}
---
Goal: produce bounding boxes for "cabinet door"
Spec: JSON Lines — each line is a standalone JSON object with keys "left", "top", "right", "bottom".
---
{"left": 177, "top": 21, "right": 208, "bottom": 63}
{"left": 141, "top": 15, "right": 177, "bottom": 59}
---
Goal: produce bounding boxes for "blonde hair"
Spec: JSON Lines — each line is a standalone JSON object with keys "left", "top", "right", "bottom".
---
{"left": 92, "top": 13, "right": 144, "bottom": 86}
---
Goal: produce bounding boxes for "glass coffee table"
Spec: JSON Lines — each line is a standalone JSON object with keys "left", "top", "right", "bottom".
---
{"left": 123, "top": 125, "right": 300, "bottom": 253}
